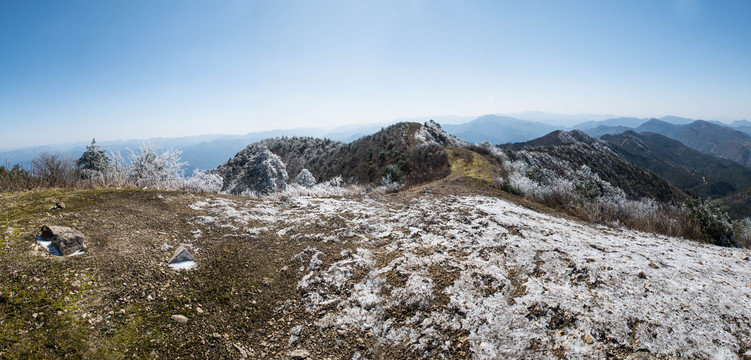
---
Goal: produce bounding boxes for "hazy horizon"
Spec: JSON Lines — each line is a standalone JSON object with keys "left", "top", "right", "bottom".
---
{"left": 0, "top": 111, "right": 743, "bottom": 152}
{"left": 2, "top": 0, "right": 750, "bottom": 149}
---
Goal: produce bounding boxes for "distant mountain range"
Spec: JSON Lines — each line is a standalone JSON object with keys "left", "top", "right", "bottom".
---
{"left": 585, "top": 119, "right": 751, "bottom": 168}
{"left": 3, "top": 113, "right": 750, "bottom": 177}
{"left": 601, "top": 131, "right": 751, "bottom": 202}
{"left": 0, "top": 124, "right": 385, "bottom": 174}
{"left": 442, "top": 115, "right": 558, "bottom": 144}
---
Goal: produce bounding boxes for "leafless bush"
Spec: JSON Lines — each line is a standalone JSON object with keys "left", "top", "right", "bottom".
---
{"left": 31, "top": 152, "right": 76, "bottom": 187}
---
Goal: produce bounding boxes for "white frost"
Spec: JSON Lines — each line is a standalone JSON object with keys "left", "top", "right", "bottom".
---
{"left": 190, "top": 193, "right": 751, "bottom": 358}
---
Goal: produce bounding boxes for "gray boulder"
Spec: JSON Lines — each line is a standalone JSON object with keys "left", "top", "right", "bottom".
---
{"left": 40, "top": 225, "right": 87, "bottom": 256}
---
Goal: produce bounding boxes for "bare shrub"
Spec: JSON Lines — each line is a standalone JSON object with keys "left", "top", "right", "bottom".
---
{"left": 31, "top": 152, "right": 76, "bottom": 187}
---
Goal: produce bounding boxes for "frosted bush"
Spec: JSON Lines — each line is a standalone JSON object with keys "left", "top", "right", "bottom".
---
{"left": 183, "top": 169, "right": 223, "bottom": 193}
{"left": 237, "top": 174, "right": 362, "bottom": 199}
{"left": 294, "top": 168, "right": 316, "bottom": 188}
{"left": 127, "top": 143, "right": 186, "bottom": 189}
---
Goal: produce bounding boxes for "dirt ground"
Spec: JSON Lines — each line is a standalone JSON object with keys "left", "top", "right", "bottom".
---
{"left": 0, "top": 181, "right": 488, "bottom": 359}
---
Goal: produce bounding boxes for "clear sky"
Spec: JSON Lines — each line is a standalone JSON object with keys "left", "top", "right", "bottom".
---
{"left": 1, "top": 0, "right": 750, "bottom": 149}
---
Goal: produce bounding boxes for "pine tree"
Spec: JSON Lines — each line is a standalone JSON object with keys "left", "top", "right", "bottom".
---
{"left": 76, "top": 139, "right": 111, "bottom": 178}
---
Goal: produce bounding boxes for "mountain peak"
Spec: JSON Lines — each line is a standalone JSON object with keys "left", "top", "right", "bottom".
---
{"left": 515, "top": 129, "right": 598, "bottom": 148}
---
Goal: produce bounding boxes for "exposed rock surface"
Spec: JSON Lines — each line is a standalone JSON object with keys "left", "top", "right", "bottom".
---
{"left": 40, "top": 225, "right": 87, "bottom": 256}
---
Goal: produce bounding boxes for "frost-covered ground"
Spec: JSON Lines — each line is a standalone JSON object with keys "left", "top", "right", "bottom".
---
{"left": 190, "top": 193, "right": 751, "bottom": 359}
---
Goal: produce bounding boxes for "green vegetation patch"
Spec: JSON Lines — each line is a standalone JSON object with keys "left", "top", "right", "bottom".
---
{"left": 446, "top": 147, "right": 493, "bottom": 183}
{"left": 0, "top": 260, "right": 93, "bottom": 359}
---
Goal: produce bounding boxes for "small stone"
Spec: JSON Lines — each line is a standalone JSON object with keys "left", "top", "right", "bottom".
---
{"left": 146, "top": 294, "right": 154, "bottom": 301}
{"left": 262, "top": 277, "right": 274, "bottom": 286}
{"left": 637, "top": 271, "right": 647, "bottom": 279}
{"left": 169, "top": 246, "right": 195, "bottom": 264}
{"left": 171, "top": 314, "right": 188, "bottom": 324}
{"left": 289, "top": 349, "right": 310, "bottom": 360}
{"left": 119, "top": 309, "right": 126, "bottom": 315}
{"left": 56, "top": 202, "right": 65, "bottom": 209}
{"left": 743, "top": 256, "right": 749, "bottom": 261}
{"left": 233, "top": 343, "right": 248, "bottom": 359}
{"left": 71, "top": 280, "right": 81, "bottom": 288}
{"left": 196, "top": 307, "right": 204, "bottom": 314}
{"left": 583, "top": 333, "right": 594, "bottom": 344}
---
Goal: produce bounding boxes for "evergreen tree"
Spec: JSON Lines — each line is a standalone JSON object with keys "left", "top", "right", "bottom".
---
{"left": 76, "top": 139, "right": 111, "bottom": 178}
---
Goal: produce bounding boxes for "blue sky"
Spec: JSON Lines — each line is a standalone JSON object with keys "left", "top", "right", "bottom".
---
{"left": 1, "top": 0, "right": 750, "bottom": 148}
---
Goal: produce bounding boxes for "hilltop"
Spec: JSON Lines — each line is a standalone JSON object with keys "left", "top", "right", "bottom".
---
{"left": 1, "top": 121, "right": 750, "bottom": 359}
{"left": 2, "top": 163, "right": 751, "bottom": 358}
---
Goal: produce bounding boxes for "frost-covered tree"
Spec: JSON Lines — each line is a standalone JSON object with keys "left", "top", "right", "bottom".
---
{"left": 688, "top": 199, "right": 736, "bottom": 247}
{"left": 294, "top": 168, "right": 316, "bottom": 188}
{"left": 229, "top": 145, "right": 288, "bottom": 195}
{"left": 127, "top": 143, "right": 186, "bottom": 189}
{"left": 183, "top": 169, "right": 223, "bottom": 193}
{"left": 76, "top": 139, "right": 111, "bottom": 179}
